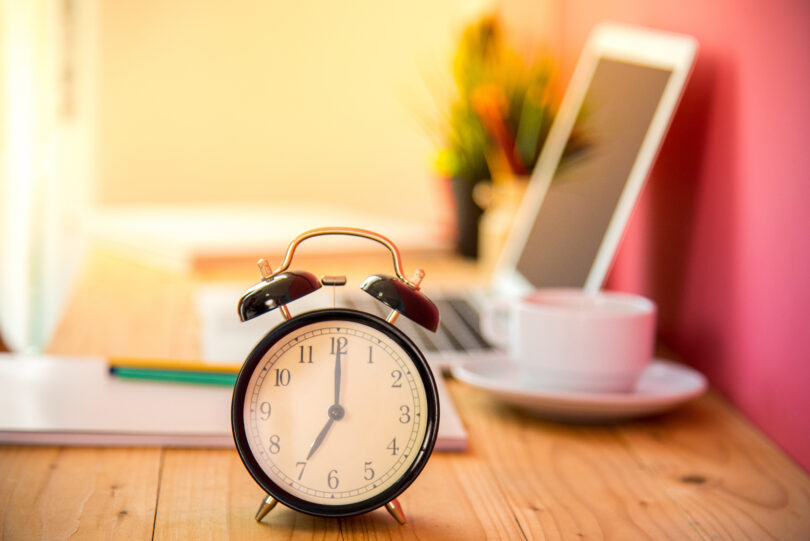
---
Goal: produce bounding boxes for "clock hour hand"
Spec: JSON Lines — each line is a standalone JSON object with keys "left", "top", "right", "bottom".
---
{"left": 306, "top": 402, "right": 346, "bottom": 460}
{"left": 306, "top": 418, "right": 334, "bottom": 460}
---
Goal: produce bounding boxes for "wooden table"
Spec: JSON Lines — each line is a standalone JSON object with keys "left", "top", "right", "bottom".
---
{"left": 2, "top": 249, "right": 809, "bottom": 540}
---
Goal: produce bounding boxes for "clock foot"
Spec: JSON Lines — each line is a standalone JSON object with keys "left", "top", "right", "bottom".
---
{"left": 255, "top": 494, "right": 278, "bottom": 523}
{"left": 384, "top": 499, "right": 406, "bottom": 525}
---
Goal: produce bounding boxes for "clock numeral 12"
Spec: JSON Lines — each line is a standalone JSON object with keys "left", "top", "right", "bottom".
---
{"left": 298, "top": 345, "right": 312, "bottom": 363}
{"left": 330, "top": 337, "right": 348, "bottom": 357}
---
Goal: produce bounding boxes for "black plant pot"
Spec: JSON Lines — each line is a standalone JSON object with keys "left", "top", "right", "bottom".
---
{"left": 450, "top": 177, "right": 485, "bottom": 259}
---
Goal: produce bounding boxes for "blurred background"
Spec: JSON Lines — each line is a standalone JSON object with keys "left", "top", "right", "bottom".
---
{"left": 2, "top": 0, "right": 810, "bottom": 470}
{"left": 0, "top": 0, "right": 565, "bottom": 352}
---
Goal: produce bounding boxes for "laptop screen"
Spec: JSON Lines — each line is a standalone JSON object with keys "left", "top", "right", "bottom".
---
{"left": 515, "top": 58, "right": 672, "bottom": 287}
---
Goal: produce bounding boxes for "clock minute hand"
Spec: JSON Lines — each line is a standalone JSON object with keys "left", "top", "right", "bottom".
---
{"left": 334, "top": 354, "right": 341, "bottom": 405}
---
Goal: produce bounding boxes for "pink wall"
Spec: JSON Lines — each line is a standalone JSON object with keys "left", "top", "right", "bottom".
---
{"left": 539, "top": 0, "right": 810, "bottom": 469}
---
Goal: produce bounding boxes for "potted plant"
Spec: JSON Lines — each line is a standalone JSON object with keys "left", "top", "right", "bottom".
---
{"left": 430, "top": 15, "right": 556, "bottom": 258}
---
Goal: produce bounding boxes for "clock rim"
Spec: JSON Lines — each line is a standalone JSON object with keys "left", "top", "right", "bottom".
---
{"left": 231, "top": 307, "right": 440, "bottom": 518}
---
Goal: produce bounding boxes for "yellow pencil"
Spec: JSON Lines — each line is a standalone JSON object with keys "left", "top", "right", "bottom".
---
{"left": 108, "top": 357, "right": 241, "bottom": 373}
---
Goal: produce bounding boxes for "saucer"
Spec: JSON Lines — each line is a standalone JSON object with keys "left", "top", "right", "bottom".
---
{"left": 451, "top": 358, "right": 707, "bottom": 422}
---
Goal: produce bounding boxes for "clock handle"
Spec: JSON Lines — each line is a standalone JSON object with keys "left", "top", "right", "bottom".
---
{"left": 241, "top": 227, "right": 439, "bottom": 331}
{"left": 272, "top": 227, "right": 420, "bottom": 289}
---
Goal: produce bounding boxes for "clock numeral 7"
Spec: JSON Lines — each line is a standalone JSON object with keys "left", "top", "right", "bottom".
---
{"left": 295, "top": 461, "right": 307, "bottom": 480}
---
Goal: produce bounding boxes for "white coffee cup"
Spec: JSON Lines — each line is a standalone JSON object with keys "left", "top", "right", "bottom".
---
{"left": 480, "top": 288, "right": 657, "bottom": 393}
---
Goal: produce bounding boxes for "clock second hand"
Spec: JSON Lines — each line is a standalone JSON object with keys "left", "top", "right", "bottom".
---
{"left": 307, "top": 347, "right": 345, "bottom": 461}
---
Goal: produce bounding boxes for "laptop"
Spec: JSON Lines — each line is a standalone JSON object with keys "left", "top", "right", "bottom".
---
{"left": 197, "top": 22, "right": 698, "bottom": 371}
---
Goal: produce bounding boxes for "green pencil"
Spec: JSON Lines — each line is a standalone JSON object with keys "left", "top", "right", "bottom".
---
{"left": 110, "top": 367, "right": 237, "bottom": 387}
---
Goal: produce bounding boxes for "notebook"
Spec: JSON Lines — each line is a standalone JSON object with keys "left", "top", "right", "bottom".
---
{"left": 0, "top": 354, "right": 467, "bottom": 451}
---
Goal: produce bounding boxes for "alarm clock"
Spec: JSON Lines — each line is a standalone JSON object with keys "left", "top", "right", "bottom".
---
{"left": 231, "top": 227, "right": 440, "bottom": 525}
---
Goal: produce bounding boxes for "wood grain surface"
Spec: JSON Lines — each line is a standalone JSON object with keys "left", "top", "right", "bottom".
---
{"left": 2, "top": 248, "right": 809, "bottom": 540}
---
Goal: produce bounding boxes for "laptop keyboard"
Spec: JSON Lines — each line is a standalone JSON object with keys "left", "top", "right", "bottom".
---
{"left": 344, "top": 294, "right": 493, "bottom": 354}
{"left": 441, "top": 298, "right": 493, "bottom": 350}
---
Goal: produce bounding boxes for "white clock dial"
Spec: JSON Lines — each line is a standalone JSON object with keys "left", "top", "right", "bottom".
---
{"left": 242, "top": 318, "right": 429, "bottom": 506}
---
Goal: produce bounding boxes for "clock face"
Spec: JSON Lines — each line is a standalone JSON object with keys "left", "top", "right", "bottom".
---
{"left": 232, "top": 309, "right": 438, "bottom": 516}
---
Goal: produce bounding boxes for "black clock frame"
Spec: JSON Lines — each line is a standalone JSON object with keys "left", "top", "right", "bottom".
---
{"left": 231, "top": 308, "right": 440, "bottom": 519}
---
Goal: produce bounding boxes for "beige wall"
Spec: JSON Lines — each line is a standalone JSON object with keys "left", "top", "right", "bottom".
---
{"left": 97, "top": 0, "right": 495, "bottom": 223}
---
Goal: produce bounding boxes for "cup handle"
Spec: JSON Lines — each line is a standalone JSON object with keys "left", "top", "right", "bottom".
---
{"left": 479, "top": 297, "right": 512, "bottom": 350}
